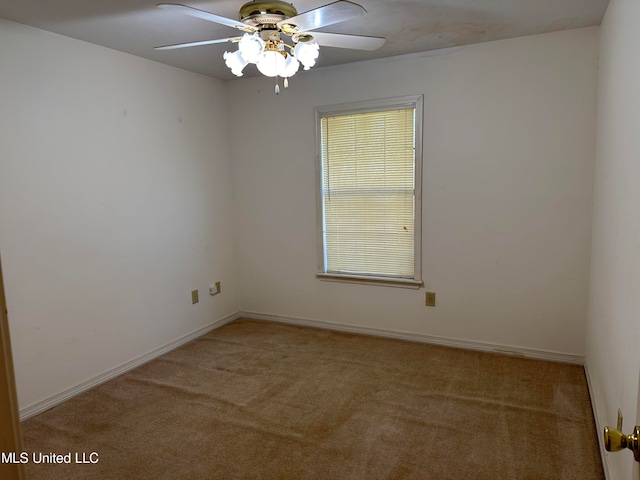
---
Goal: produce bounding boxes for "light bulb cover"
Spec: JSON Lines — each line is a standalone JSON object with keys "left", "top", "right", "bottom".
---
{"left": 224, "top": 50, "right": 248, "bottom": 76}
{"left": 238, "top": 33, "right": 265, "bottom": 63}
{"left": 293, "top": 41, "right": 319, "bottom": 70}
{"left": 281, "top": 55, "right": 300, "bottom": 78}
{"left": 256, "top": 50, "right": 286, "bottom": 77}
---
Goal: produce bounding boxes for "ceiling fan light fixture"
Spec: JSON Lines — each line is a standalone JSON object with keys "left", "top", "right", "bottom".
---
{"left": 223, "top": 50, "right": 248, "bottom": 76}
{"left": 238, "top": 33, "right": 265, "bottom": 63}
{"left": 156, "top": 1, "right": 386, "bottom": 92}
{"left": 293, "top": 41, "right": 319, "bottom": 70}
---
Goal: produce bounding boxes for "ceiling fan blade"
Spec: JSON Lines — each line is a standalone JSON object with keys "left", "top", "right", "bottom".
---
{"left": 155, "top": 36, "right": 241, "bottom": 50}
{"left": 304, "top": 31, "right": 385, "bottom": 50}
{"left": 278, "top": 1, "right": 366, "bottom": 33}
{"left": 157, "top": 4, "right": 256, "bottom": 32}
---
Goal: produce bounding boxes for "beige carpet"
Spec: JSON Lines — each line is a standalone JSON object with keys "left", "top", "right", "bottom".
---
{"left": 22, "top": 319, "right": 604, "bottom": 479}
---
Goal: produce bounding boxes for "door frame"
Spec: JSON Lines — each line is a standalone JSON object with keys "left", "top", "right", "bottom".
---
{"left": 0, "top": 254, "right": 25, "bottom": 480}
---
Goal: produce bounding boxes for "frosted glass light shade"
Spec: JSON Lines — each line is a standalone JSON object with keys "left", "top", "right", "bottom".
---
{"left": 281, "top": 55, "right": 300, "bottom": 78}
{"left": 238, "top": 34, "right": 265, "bottom": 63}
{"left": 256, "top": 51, "right": 286, "bottom": 77}
{"left": 293, "top": 41, "right": 319, "bottom": 70}
{"left": 224, "top": 38, "right": 320, "bottom": 80}
{"left": 223, "top": 50, "right": 248, "bottom": 76}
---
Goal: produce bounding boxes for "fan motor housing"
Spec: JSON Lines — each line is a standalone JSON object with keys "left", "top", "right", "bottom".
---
{"left": 239, "top": 1, "right": 298, "bottom": 26}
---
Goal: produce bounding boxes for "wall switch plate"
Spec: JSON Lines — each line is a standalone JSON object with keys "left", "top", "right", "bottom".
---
{"left": 425, "top": 291, "right": 436, "bottom": 307}
{"left": 191, "top": 289, "right": 199, "bottom": 304}
{"left": 209, "top": 282, "right": 221, "bottom": 296}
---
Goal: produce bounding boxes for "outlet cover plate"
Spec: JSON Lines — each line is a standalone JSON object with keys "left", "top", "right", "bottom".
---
{"left": 425, "top": 292, "right": 436, "bottom": 307}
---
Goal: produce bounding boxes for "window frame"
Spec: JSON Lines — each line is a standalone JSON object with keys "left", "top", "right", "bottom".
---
{"left": 314, "top": 95, "right": 424, "bottom": 289}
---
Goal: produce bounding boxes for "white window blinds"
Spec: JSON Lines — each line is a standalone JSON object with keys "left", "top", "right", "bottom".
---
{"left": 320, "top": 107, "right": 416, "bottom": 279}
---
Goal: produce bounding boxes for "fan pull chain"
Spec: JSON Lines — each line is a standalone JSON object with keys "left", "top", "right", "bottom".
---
{"left": 284, "top": 78, "right": 289, "bottom": 88}
{"left": 275, "top": 77, "right": 280, "bottom": 95}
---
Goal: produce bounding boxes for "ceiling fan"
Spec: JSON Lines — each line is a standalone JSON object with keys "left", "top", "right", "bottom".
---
{"left": 155, "top": 1, "right": 385, "bottom": 92}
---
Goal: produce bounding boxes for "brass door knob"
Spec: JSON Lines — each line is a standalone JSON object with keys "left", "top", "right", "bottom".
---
{"left": 604, "top": 425, "right": 640, "bottom": 462}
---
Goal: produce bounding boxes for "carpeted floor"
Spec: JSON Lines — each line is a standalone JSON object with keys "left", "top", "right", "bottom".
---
{"left": 21, "top": 319, "right": 604, "bottom": 479}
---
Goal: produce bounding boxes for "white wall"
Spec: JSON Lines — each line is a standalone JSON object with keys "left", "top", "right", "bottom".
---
{"left": 0, "top": 19, "right": 600, "bottom": 413}
{"left": 228, "top": 28, "right": 598, "bottom": 356}
{"left": 0, "top": 20, "right": 239, "bottom": 410}
{"left": 586, "top": 0, "right": 640, "bottom": 478}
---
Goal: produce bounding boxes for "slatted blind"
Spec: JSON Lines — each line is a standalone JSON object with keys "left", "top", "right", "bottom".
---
{"left": 320, "top": 107, "right": 416, "bottom": 278}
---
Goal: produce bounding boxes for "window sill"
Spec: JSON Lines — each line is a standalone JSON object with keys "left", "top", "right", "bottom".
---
{"left": 316, "top": 273, "right": 423, "bottom": 289}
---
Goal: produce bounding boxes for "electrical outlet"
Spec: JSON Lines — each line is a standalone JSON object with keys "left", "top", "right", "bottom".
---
{"left": 425, "top": 291, "right": 436, "bottom": 307}
{"left": 209, "top": 282, "right": 221, "bottom": 296}
{"left": 191, "top": 289, "right": 199, "bottom": 304}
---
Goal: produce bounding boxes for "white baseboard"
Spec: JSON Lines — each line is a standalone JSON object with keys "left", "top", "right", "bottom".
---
{"left": 584, "top": 362, "right": 610, "bottom": 480}
{"left": 239, "top": 311, "right": 585, "bottom": 365}
{"left": 19, "top": 312, "right": 240, "bottom": 421}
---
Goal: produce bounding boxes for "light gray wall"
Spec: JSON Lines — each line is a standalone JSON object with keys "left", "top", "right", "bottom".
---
{"left": 0, "top": 20, "right": 240, "bottom": 410}
{"left": 586, "top": 0, "right": 640, "bottom": 478}
{"left": 228, "top": 27, "right": 598, "bottom": 356}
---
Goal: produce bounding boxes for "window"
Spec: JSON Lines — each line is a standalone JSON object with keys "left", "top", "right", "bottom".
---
{"left": 315, "top": 95, "right": 423, "bottom": 288}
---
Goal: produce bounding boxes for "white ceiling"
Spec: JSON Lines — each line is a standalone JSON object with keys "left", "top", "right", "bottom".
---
{"left": 0, "top": 0, "right": 609, "bottom": 81}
